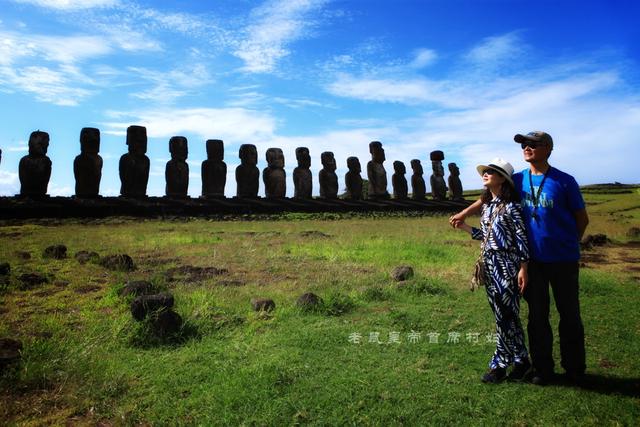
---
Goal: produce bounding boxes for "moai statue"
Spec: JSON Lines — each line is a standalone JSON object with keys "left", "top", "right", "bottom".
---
{"left": 263, "top": 148, "right": 286, "bottom": 198}
{"left": 73, "top": 127, "right": 102, "bottom": 198}
{"left": 448, "top": 162, "right": 464, "bottom": 201}
{"left": 410, "top": 159, "right": 426, "bottom": 200}
{"left": 19, "top": 130, "right": 52, "bottom": 197}
{"left": 319, "top": 151, "right": 338, "bottom": 199}
{"left": 293, "top": 147, "right": 312, "bottom": 199}
{"left": 236, "top": 144, "right": 259, "bottom": 198}
{"left": 430, "top": 150, "right": 447, "bottom": 200}
{"left": 119, "top": 125, "right": 150, "bottom": 198}
{"left": 345, "top": 156, "right": 363, "bottom": 200}
{"left": 392, "top": 161, "right": 408, "bottom": 199}
{"left": 201, "top": 139, "right": 226, "bottom": 198}
{"left": 367, "top": 141, "right": 389, "bottom": 200}
{"left": 165, "top": 136, "right": 189, "bottom": 198}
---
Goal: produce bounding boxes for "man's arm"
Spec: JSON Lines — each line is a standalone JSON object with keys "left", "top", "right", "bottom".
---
{"left": 575, "top": 208, "right": 589, "bottom": 240}
{"left": 449, "top": 198, "right": 482, "bottom": 227}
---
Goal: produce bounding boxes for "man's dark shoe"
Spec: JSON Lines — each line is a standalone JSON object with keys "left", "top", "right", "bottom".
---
{"left": 530, "top": 370, "right": 553, "bottom": 386}
{"left": 563, "top": 371, "right": 585, "bottom": 385}
{"left": 481, "top": 367, "right": 507, "bottom": 384}
{"left": 508, "top": 359, "right": 532, "bottom": 381}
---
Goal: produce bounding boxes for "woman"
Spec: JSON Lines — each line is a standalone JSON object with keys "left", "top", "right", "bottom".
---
{"left": 454, "top": 158, "right": 531, "bottom": 383}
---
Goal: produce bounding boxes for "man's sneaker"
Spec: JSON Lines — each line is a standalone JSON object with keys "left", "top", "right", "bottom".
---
{"left": 507, "top": 359, "right": 532, "bottom": 381}
{"left": 481, "top": 367, "right": 507, "bottom": 384}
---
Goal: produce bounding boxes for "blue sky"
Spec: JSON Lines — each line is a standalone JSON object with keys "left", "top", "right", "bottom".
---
{"left": 0, "top": 0, "right": 638, "bottom": 197}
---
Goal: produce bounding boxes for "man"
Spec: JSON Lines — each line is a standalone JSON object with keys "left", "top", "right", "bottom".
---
{"left": 450, "top": 131, "right": 589, "bottom": 385}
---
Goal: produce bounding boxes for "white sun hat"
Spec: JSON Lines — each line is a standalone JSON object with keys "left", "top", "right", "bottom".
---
{"left": 476, "top": 157, "right": 515, "bottom": 187}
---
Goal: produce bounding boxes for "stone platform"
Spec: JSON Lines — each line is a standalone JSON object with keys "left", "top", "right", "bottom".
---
{"left": 0, "top": 196, "right": 471, "bottom": 219}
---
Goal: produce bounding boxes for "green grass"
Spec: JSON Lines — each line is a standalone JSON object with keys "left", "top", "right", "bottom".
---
{"left": 1, "top": 191, "right": 639, "bottom": 425}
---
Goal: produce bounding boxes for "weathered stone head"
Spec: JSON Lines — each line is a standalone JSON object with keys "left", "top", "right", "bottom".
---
{"left": 393, "top": 161, "right": 406, "bottom": 174}
{"left": 347, "top": 156, "right": 361, "bottom": 173}
{"left": 448, "top": 162, "right": 460, "bottom": 176}
{"left": 266, "top": 148, "right": 284, "bottom": 169}
{"left": 169, "top": 136, "right": 188, "bottom": 161}
{"left": 126, "top": 125, "right": 147, "bottom": 155}
{"left": 410, "top": 159, "right": 423, "bottom": 175}
{"left": 369, "top": 141, "right": 385, "bottom": 163}
{"left": 295, "top": 147, "right": 310, "bottom": 168}
{"left": 430, "top": 150, "right": 445, "bottom": 176}
{"left": 206, "top": 139, "right": 224, "bottom": 161}
{"left": 321, "top": 151, "right": 336, "bottom": 172}
{"left": 28, "top": 131, "right": 49, "bottom": 156}
{"left": 80, "top": 128, "right": 100, "bottom": 155}
{"left": 239, "top": 144, "right": 257, "bottom": 166}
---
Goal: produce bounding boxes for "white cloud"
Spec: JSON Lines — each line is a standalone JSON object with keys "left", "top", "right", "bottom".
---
{"left": 128, "top": 64, "right": 212, "bottom": 104}
{"left": 0, "top": 170, "right": 19, "bottom": 195}
{"left": 326, "top": 73, "right": 469, "bottom": 107}
{"left": 0, "top": 65, "right": 94, "bottom": 106}
{"left": 465, "top": 32, "right": 526, "bottom": 67}
{"left": 101, "top": 108, "right": 277, "bottom": 142}
{"left": 5, "top": 142, "right": 28, "bottom": 152}
{"left": 12, "top": 0, "right": 119, "bottom": 10}
{"left": 0, "top": 30, "right": 112, "bottom": 65}
{"left": 233, "top": 0, "right": 328, "bottom": 73}
{"left": 410, "top": 48, "right": 437, "bottom": 69}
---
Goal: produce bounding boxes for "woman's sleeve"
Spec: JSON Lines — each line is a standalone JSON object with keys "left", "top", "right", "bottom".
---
{"left": 510, "top": 203, "right": 530, "bottom": 262}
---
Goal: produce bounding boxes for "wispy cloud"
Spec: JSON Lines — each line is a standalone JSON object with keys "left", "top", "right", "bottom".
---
{"left": 233, "top": 0, "right": 329, "bottom": 73}
{"left": 0, "top": 30, "right": 112, "bottom": 66}
{"left": 326, "top": 74, "right": 468, "bottom": 107}
{"left": 410, "top": 48, "right": 438, "bottom": 69}
{"left": 128, "top": 64, "right": 213, "bottom": 104}
{"left": 101, "top": 107, "right": 277, "bottom": 142}
{"left": 11, "top": 0, "right": 119, "bottom": 10}
{"left": 0, "top": 65, "right": 94, "bottom": 106}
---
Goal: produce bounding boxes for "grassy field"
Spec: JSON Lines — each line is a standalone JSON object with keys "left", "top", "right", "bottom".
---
{"left": 1, "top": 189, "right": 639, "bottom": 426}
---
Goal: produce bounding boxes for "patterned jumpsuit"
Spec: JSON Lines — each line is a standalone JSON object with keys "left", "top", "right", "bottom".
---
{"left": 471, "top": 198, "right": 530, "bottom": 369}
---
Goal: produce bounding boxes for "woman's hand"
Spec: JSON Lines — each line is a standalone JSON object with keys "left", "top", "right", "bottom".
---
{"left": 518, "top": 263, "right": 528, "bottom": 295}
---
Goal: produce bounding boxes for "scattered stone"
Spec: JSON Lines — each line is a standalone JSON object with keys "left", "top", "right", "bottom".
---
{"left": 74, "top": 285, "right": 101, "bottom": 294}
{"left": 0, "top": 262, "right": 9, "bottom": 276}
{"left": 627, "top": 227, "right": 640, "bottom": 239}
{"left": 165, "top": 265, "right": 228, "bottom": 282}
{"left": 299, "top": 231, "right": 331, "bottom": 238}
{"left": 150, "top": 309, "right": 183, "bottom": 338}
{"left": 18, "top": 272, "right": 49, "bottom": 289}
{"left": 0, "top": 338, "right": 23, "bottom": 371}
{"left": 100, "top": 254, "right": 135, "bottom": 271}
{"left": 251, "top": 297, "right": 276, "bottom": 312}
{"left": 74, "top": 250, "right": 100, "bottom": 264}
{"left": 14, "top": 251, "right": 31, "bottom": 260}
{"left": 392, "top": 265, "right": 414, "bottom": 281}
{"left": 217, "top": 279, "right": 245, "bottom": 287}
{"left": 131, "top": 293, "right": 174, "bottom": 321}
{"left": 119, "top": 280, "right": 155, "bottom": 297}
{"left": 43, "top": 244, "right": 67, "bottom": 259}
{"left": 296, "top": 292, "right": 323, "bottom": 310}
{"left": 581, "top": 234, "right": 610, "bottom": 250}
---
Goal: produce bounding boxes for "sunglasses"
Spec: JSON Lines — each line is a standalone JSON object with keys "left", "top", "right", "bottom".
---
{"left": 482, "top": 169, "right": 497, "bottom": 176}
{"left": 521, "top": 142, "right": 547, "bottom": 150}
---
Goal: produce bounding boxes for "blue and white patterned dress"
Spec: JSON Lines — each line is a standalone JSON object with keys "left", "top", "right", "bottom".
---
{"left": 471, "top": 197, "right": 530, "bottom": 369}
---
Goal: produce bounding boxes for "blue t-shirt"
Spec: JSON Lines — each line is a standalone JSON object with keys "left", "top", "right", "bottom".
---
{"left": 512, "top": 167, "right": 585, "bottom": 262}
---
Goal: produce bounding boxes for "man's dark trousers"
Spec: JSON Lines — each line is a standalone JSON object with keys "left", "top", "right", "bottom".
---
{"left": 524, "top": 261, "right": 586, "bottom": 378}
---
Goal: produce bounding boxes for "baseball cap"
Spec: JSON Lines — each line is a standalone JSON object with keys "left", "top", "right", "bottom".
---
{"left": 514, "top": 131, "right": 553, "bottom": 149}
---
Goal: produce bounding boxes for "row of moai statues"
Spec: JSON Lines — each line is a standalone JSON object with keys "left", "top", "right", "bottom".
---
{"left": 15, "top": 126, "right": 464, "bottom": 201}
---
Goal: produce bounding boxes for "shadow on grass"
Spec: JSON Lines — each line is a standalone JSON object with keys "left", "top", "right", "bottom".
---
{"left": 553, "top": 373, "right": 640, "bottom": 398}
